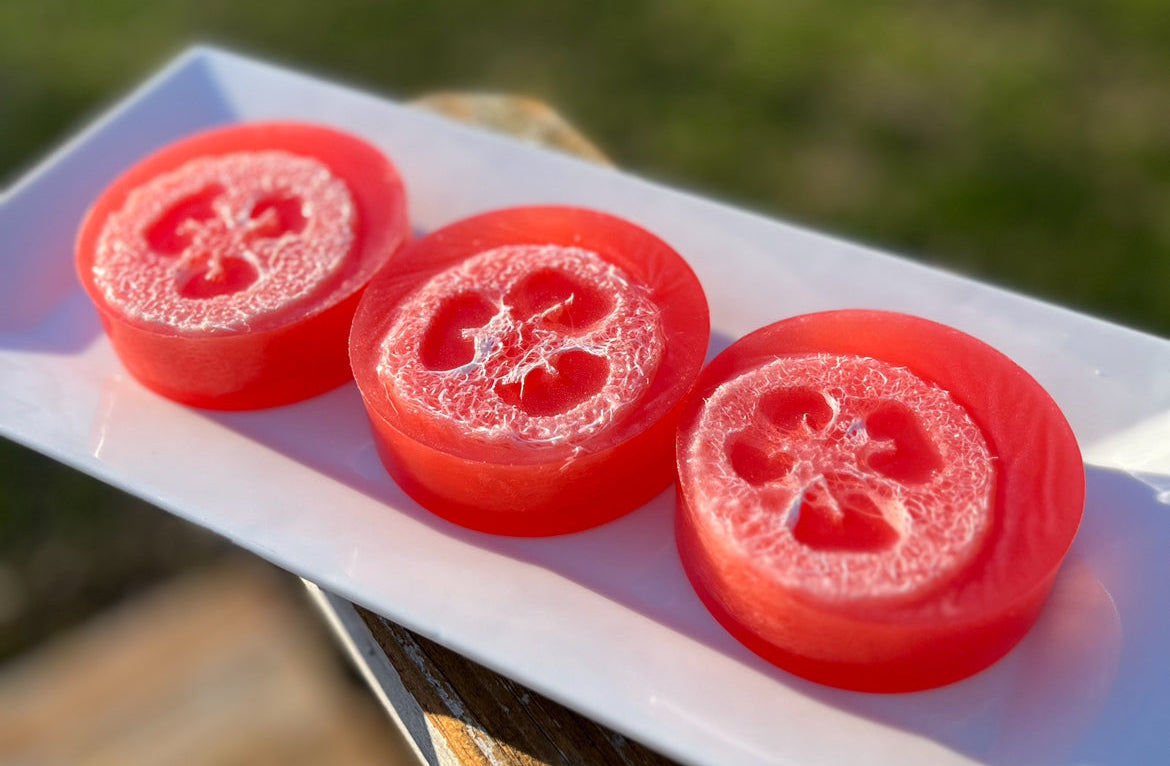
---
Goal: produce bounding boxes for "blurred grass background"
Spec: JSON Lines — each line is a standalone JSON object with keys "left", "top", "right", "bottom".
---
{"left": 2, "top": 0, "right": 1169, "bottom": 663}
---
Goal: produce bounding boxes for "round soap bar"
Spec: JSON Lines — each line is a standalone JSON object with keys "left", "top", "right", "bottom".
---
{"left": 350, "top": 206, "right": 710, "bottom": 536}
{"left": 76, "top": 122, "right": 409, "bottom": 409}
{"left": 676, "top": 310, "right": 1085, "bottom": 692}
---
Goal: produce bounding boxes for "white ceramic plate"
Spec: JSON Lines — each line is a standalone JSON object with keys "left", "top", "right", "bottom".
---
{"left": 4, "top": 47, "right": 1170, "bottom": 766}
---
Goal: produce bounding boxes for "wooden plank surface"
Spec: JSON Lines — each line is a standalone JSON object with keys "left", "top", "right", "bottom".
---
{"left": 357, "top": 608, "right": 678, "bottom": 766}
{"left": 410, "top": 93, "right": 611, "bottom": 166}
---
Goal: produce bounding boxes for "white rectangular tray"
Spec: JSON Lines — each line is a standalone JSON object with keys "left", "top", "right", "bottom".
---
{"left": 3, "top": 46, "right": 1170, "bottom": 765}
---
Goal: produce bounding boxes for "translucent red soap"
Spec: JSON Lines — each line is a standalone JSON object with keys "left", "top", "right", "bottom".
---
{"left": 76, "top": 122, "right": 409, "bottom": 409}
{"left": 350, "top": 206, "right": 710, "bottom": 536}
{"left": 675, "top": 310, "right": 1085, "bottom": 692}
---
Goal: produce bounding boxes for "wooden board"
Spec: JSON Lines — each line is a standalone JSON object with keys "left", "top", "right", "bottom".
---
{"left": 356, "top": 606, "right": 678, "bottom": 766}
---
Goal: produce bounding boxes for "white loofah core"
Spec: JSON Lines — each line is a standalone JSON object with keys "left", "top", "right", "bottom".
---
{"left": 93, "top": 151, "right": 355, "bottom": 333}
{"left": 682, "top": 353, "right": 995, "bottom": 602}
{"left": 377, "top": 244, "right": 665, "bottom": 446}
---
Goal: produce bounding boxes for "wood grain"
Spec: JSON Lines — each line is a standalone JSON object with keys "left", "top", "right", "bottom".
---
{"left": 358, "top": 608, "right": 678, "bottom": 766}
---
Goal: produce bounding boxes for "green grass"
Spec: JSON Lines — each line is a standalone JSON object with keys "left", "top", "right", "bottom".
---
{"left": 2, "top": 0, "right": 1169, "bottom": 660}
{"left": 4, "top": 0, "right": 1168, "bottom": 332}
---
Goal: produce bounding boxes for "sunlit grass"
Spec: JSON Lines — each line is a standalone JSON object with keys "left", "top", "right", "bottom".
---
{"left": 4, "top": 0, "right": 1166, "bottom": 333}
